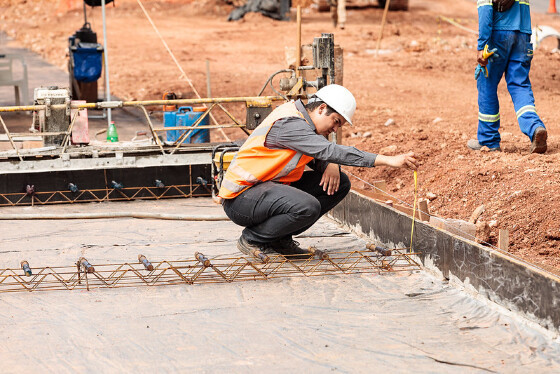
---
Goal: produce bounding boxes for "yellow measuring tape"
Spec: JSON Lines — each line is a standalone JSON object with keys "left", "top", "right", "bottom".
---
{"left": 409, "top": 170, "right": 418, "bottom": 253}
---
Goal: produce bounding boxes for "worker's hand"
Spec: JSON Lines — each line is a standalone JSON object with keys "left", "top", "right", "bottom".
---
{"left": 375, "top": 152, "right": 418, "bottom": 170}
{"left": 320, "top": 163, "right": 341, "bottom": 195}
{"left": 477, "top": 50, "right": 488, "bottom": 67}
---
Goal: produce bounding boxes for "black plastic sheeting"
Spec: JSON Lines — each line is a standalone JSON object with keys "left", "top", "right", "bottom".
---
{"left": 84, "top": 0, "right": 115, "bottom": 7}
{"left": 331, "top": 190, "right": 560, "bottom": 334}
{"left": 228, "top": 0, "right": 291, "bottom": 21}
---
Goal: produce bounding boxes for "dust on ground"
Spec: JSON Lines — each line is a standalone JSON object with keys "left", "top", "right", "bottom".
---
{"left": 1, "top": 0, "right": 559, "bottom": 272}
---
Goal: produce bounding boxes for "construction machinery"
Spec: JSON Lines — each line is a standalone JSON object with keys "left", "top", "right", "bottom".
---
{"left": 0, "top": 33, "right": 340, "bottom": 208}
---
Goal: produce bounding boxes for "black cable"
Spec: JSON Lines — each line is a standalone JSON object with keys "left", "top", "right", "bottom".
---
{"left": 257, "top": 69, "right": 294, "bottom": 97}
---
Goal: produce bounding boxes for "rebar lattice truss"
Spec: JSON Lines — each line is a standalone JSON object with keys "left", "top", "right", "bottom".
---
{"left": 0, "top": 184, "right": 211, "bottom": 207}
{"left": 0, "top": 249, "right": 421, "bottom": 293}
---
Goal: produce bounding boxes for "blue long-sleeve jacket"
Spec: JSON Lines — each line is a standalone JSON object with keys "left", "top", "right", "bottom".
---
{"left": 477, "top": 0, "right": 533, "bottom": 50}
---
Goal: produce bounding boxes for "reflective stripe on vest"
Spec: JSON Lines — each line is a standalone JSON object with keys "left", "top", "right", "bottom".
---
{"left": 478, "top": 112, "right": 500, "bottom": 122}
{"left": 477, "top": 0, "right": 492, "bottom": 7}
{"left": 275, "top": 152, "right": 304, "bottom": 179}
{"left": 220, "top": 178, "right": 247, "bottom": 195}
{"left": 218, "top": 101, "right": 315, "bottom": 199}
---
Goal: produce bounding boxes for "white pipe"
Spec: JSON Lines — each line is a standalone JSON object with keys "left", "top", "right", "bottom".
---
{"left": 0, "top": 212, "right": 229, "bottom": 221}
{"left": 102, "top": 0, "right": 112, "bottom": 124}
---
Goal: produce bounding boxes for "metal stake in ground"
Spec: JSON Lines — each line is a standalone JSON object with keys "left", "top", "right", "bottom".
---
{"left": 376, "top": 0, "right": 392, "bottom": 56}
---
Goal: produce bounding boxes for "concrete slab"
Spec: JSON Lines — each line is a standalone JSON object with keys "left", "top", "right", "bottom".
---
{"left": 0, "top": 198, "right": 559, "bottom": 372}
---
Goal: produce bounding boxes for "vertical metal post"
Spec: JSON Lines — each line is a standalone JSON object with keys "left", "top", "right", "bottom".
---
{"left": 206, "top": 59, "right": 211, "bottom": 98}
{"left": 296, "top": 5, "right": 302, "bottom": 77}
{"left": 376, "top": 0, "right": 391, "bottom": 57}
{"left": 101, "top": 0, "right": 112, "bottom": 124}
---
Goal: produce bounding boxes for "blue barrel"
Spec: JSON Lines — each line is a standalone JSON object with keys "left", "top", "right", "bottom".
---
{"left": 164, "top": 106, "right": 210, "bottom": 143}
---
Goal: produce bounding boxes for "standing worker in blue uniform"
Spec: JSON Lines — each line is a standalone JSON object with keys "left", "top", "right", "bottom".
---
{"left": 468, "top": 0, "right": 548, "bottom": 153}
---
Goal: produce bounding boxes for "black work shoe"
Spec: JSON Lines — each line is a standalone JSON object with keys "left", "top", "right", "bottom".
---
{"left": 237, "top": 236, "right": 265, "bottom": 257}
{"left": 467, "top": 139, "right": 501, "bottom": 152}
{"left": 530, "top": 127, "right": 547, "bottom": 154}
{"left": 268, "top": 239, "right": 311, "bottom": 260}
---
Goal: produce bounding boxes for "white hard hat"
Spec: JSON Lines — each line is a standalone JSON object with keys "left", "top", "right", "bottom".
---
{"left": 313, "top": 84, "right": 356, "bottom": 125}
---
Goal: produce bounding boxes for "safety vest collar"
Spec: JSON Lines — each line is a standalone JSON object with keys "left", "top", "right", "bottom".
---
{"left": 295, "top": 99, "right": 316, "bottom": 131}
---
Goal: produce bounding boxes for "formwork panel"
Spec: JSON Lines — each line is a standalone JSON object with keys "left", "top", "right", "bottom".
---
{"left": 0, "top": 164, "right": 212, "bottom": 206}
{"left": 331, "top": 190, "right": 560, "bottom": 334}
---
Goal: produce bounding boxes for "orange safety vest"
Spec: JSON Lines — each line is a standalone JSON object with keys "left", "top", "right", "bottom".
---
{"left": 219, "top": 101, "right": 314, "bottom": 199}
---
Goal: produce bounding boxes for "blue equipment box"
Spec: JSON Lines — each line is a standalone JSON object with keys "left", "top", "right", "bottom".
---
{"left": 70, "top": 42, "right": 103, "bottom": 83}
{"left": 164, "top": 106, "right": 210, "bottom": 143}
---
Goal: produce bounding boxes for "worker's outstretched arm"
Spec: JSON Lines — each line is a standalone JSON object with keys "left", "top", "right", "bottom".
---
{"left": 374, "top": 152, "right": 418, "bottom": 170}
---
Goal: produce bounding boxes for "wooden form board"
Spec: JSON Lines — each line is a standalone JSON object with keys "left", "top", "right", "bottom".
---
{"left": 352, "top": 185, "right": 430, "bottom": 222}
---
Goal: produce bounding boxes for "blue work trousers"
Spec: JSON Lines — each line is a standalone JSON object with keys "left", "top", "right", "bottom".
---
{"left": 477, "top": 30, "right": 545, "bottom": 148}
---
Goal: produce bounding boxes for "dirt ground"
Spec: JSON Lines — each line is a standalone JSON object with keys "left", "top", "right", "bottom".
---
{"left": 1, "top": 0, "right": 559, "bottom": 272}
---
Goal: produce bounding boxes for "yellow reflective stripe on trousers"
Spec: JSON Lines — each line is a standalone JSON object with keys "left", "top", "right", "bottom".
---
{"left": 518, "top": 0, "right": 530, "bottom": 5}
{"left": 516, "top": 105, "right": 536, "bottom": 119}
{"left": 478, "top": 112, "right": 500, "bottom": 122}
{"left": 477, "top": 0, "right": 492, "bottom": 7}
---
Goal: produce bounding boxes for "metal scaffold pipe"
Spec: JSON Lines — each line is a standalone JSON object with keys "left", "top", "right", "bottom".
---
{"left": 0, "top": 96, "right": 286, "bottom": 113}
{"left": 0, "top": 212, "right": 229, "bottom": 221}
{"left": 102, "top": 0, "right": 112, "bottom": 124}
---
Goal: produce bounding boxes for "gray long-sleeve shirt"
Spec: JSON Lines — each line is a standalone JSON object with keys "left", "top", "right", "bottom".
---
{"left": 264, "top": 100, "right": 377, "bottom": 173}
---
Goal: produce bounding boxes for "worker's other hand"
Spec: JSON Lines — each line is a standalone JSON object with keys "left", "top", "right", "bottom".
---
{"left": 477, "top": 50, "right": 488, "bottom": 67}
{"left": 320, "top": 163, "right": 340, "bottom": 195}
{"left": 375, "top": 152, "right": 418, "bottom": 170}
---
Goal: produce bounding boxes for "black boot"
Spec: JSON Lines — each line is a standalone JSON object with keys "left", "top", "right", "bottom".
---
{"left": 267, "top": 238, "right": 311, "bottom": 260}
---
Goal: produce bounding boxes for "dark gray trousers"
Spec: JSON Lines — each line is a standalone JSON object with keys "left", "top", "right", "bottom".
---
{"left": 222, "top": 170, "right": 351, "bottom": 244}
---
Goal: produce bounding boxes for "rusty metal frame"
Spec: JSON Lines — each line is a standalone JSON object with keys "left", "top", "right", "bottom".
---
{"left": 0, "top": 96, "right": 285, "bottom": 157}
{"left": 0, "top": 183, "right": 211, "bottom": 207}
{"left": 0, "top": 249, "right": 421, "bottom": 293}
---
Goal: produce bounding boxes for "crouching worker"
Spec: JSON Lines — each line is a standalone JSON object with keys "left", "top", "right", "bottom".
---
{"left": 218, "top": 84, "right": 418, "bottom": 259}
